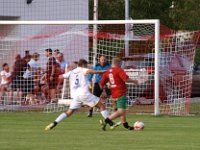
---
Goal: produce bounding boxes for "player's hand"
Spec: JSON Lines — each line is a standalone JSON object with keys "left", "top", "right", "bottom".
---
{"left": 59, "top": 75, "right": 64, "bottom": 79}
{"left": 135, "top": 80, "right": 139, "bottom": 85}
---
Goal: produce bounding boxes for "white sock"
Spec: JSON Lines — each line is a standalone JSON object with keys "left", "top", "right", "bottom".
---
{"left": 55, "top": 112, "right": 67, "bottom": 123}
{"left": 101, "top": 110, "right": 109, "bottom": 119}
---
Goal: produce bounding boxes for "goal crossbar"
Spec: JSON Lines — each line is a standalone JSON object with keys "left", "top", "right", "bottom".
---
{"left": 0, "top": 20, "right": 159, "bottom": 25}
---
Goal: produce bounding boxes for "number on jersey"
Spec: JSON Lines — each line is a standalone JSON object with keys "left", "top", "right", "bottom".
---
{"left": 74, "top": 74, "right": 80, "bottom": 88}
{"left": 108, "top": 73, "right": 116, "bottom": 87}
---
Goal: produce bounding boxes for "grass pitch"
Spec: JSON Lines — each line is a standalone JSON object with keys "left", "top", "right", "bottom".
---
{"left": 0, "top": 112, "right": 199, "bottom": 150}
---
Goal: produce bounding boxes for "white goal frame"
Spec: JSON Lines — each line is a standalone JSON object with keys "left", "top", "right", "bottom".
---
{"left": 0, "top": 20, "right": 160, "bottom": 115}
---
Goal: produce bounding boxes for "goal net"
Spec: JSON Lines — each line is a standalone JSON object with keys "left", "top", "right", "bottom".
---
{"left": 0, "top": 20, "right": 199, "bottom": 115}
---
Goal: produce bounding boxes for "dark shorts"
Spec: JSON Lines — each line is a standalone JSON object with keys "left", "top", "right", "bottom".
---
{"left": 93, "top": 83, "right": 111, "bottom": 97}
{"left": 22, "top": 78, "right": 34, "bottom": 93}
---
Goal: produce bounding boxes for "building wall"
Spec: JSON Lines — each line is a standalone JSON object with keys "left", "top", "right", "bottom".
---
{"left": 0, "top": 0, "right": 89, "bottom": 67}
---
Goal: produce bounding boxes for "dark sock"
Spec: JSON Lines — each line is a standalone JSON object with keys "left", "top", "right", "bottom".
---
{"left": 53, "top": 121, "right": 58, "bottom": 126}
{"left": 89, "top": 108, "right": 93, "bottom": 113}
{"left": 123, "top": 122, "right": 134, "bottom": 130}
{"left": 105, "top": 118, "right": 114, "bottom": 126}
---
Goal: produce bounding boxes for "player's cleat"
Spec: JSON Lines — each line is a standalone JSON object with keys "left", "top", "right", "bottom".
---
{"left": 110, "top": 121, "right": 121, "bottom": 130}
{"left": 45, "top": 122, "right": 57, "bottom": 131}
{"left": 128, "top": 126, "right": 134, "bottom": 130}
{"left": 99, "top": 119, "right": 107, "bottom": 131}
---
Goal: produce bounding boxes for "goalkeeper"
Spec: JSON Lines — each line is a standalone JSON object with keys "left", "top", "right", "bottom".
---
{"left": 87, "top": 55, "right": 112, "bottom": 117}
{"left": 99, "top": 58, "right": 138, "bottom": 131}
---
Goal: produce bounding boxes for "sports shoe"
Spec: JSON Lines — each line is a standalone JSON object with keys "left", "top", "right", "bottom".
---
{"left": 99, "top": 119, "right": 107, "bottom": 131}
{"left": 45, "top": 122, "right": 57, "bottom": 131}
{"left": 128, "top": 126, "right": 134, "bottom": 130}
{"left": 110, "top": 121, "right": 121, "bottom": 130}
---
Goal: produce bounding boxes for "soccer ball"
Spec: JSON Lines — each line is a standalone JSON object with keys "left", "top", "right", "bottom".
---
{"left": 133, "top": 121, "right": 144, "bottom": 130}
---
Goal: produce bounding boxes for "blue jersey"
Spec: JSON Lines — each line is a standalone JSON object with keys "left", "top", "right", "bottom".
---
{"left": 88, "top": 63, "right": 111, "bottom": 83}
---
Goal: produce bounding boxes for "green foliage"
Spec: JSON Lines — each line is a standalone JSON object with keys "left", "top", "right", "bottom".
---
{"left": 89, "top": 0, "right": 200, "bottom": 31}
{"left": 0, "top": 112, "right": 200, "bottom": 150}
{"left": 195, "top": 46, "right": 200, "bottom": 64}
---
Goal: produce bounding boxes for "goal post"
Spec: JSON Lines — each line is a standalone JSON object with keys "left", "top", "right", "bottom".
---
{"left": 0, "top": 20, "right": 199, "bottom": 116}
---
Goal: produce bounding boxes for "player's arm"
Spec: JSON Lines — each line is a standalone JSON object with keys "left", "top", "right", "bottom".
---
{"left": 126, "top": 78, "right": 138, "bottom": 85}
{"left": 99, "top": 73, "right": 107, "bottom": 89}
{"left": 119, "top": 69, "right": 138, "bottom": 85}
{"left": 86, "top": 69, "right": 105, "bottom": 75}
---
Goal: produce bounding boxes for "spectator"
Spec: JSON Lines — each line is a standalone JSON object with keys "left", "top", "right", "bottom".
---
{"left": 56, "top": 52, "right": 69, "bottom": 73}
{"left": 23, "top": 55, "right": 35, "bottom": 104}
{"left": 28, "top": 52, "right": 40, "bottom": 71}
{"left": 53, "top": 49, "right": 60, "bottom": 58}
{"left": 87, "top": 55, "right": 112, "bottom": 117}
{"left": 45, "top": 48, "right": 58, "bottom": 103}
{"left": 0, "top": 63, "right": 12, "bottom": 103}
{"left": 10, "top": 54, "right": 26, "bottom": 102}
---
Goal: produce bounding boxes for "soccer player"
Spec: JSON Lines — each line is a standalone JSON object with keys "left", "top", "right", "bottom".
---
{"left": 99, "top": 58, "right": 138, "bottom": 131}
{"left": 87, "top": 55, "right": 112, "bottom": 117}
{"left": 45, "top": 59, "right": 114, "bottom": 130}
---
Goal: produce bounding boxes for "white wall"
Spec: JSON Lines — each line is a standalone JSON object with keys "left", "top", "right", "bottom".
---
{"left": 0, "top": 0, "right": 88, "bottom": 20}
{"left": 0, "top": 0, "right": 89, "bottom": 66}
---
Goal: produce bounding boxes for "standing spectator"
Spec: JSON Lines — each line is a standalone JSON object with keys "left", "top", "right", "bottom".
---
{"left": 10, "top": 54, "right": 27, "bottom": 102}
{"left": 28, "top": 52, "right": 40, "bottom": 71}
{"left": 56, "top": 52, "right": 69, "bottom": 73}
{"left": 87, "top": 55, "right": 111, "bottom": 117}
{"left": 45, "top": 48, "right": 58, "bottom": 103}
{"left": 0, "top": 63, "right": 12, "bottom": 103}
{"left": 53, "top": 49, "right": 60, "bottom": 58}
{"left": 23, "top": 55, "right": 35, "bottom": 104}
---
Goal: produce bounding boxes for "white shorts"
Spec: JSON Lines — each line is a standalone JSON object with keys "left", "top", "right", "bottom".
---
{"left": 69, "top": 93, "right": 99, "bottom": 110}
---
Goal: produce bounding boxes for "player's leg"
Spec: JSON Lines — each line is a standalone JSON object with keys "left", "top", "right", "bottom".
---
{"left": 95, "top": 100, "right": 116, "bottom": 131}
{"left": 112, "top": 99, "right": 118, "bottom": 111}
{"left": 101, "top": 96, "right": 127, "bottom": 130}
{"left": 87, "top": 83, "right": 102, "bottom": 117}
{"left": 45, "top": 98, "right": 81, "bottom": 130}
{"left": 84, "top": 93, "right": 114, "bottom": 131}
{"left": 85, "top": 94, "right": 110, "bottom": 119}
{"left": 120, "top": 114, "right": 134, "bottom": 130}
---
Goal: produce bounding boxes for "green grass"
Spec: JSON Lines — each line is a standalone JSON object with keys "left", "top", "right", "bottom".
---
{"left": 0, "top": 112, "right": 200, "bottom": 150}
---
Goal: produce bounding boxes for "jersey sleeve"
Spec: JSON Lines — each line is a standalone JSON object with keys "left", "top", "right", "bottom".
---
{"left": 82, "top": 68, "right": 89, "bottom": 75}
{"left": 119, "top": 69, "right": 129, "bottom": 82}
{"left": 88, "top": 66, "right": 95, "bottom": 82}
{"left": 62, "top": 71, "right": 71, "bottom": 78}
{"left": 0, "top": 71, "right": 4, "bottom": 76}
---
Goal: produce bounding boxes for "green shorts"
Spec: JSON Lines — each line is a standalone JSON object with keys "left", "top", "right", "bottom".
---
{"left": 116, "top": 96, "right": 127, "bottom": 109}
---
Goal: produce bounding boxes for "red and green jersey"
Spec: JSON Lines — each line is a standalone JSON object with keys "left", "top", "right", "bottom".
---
{"left": 100, "top": 67, "right": 129, "bottom": 99}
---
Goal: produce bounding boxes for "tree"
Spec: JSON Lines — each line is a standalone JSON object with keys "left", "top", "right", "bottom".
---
{"left": 89, "top": 0, "right": 200, "bottom": 31}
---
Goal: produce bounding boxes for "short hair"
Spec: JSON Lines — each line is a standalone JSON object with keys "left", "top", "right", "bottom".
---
{"left": 45, "top": 48, "right": 52, "bottom": 54}
{"left": 78, "top": 59, "right": 88, "bottom": 67}
{"left": 57, "top": 52, "right": 63, "bottom": 57}
{"left": 24, "top": 54, "right": 32, "bottom": 60}
{"left": 54, "top": 49, "right": 60, "bottom": 53}
{"left": 2, "top": 63, "right": 8, "bottom": 69}
{"left": 112, "top": 57, "right": 121, "bottom": 66}
{"left": 32, "top": 52, "right": 40, "bottom": 58}
{"left": 99, "top": 55, "right": 106, "bottom": 59}
{"left": 15, "top": 54, "right": 21, "bottom": 60}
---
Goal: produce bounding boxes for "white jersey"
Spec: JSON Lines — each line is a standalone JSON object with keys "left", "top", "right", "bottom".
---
{"left": 63, "top": 67, "right": 90, "bottom": 98}
{"left": 0, "top": 70, "right": 11, "bottom": 85}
